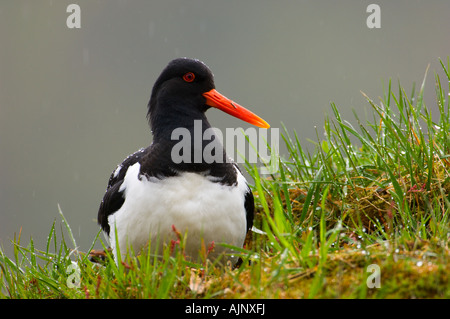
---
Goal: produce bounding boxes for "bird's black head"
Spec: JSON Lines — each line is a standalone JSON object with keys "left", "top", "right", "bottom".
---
{"left": 147, "top": 58, "right": 216, "bottom": 133}
{"left": 147, "top": 58, "right": 269, "bottom": 140}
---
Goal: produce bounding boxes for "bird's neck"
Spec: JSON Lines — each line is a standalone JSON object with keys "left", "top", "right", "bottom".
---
{"left": 145, "top": 114, "right": 235, "bottom": 182}
{"left": 150, "top": 107, "right": 213, "bottom": 138}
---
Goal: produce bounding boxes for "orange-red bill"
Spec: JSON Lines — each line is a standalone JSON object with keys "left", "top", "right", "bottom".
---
{"left": 202, "top": 89, "right": 270, "bottom": 129}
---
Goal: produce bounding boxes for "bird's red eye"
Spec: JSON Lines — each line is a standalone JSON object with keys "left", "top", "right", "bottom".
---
{"left": 183, "top": 72, "right": 195, "bottom": 82}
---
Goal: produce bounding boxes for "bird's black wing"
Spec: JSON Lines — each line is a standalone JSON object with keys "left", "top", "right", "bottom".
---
{"left": 244, "top": 185, "right": 255, "bottom": 233}
{"left": 232, "top": 163, "right": 254, "bottom": 269}
{"left": 232, "top": 163, "right": 254, "bottom": 233}
{"left": 97, "top": 148, "right": 146, "bottom": 235}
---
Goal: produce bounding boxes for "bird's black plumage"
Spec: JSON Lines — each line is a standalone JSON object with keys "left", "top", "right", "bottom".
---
{"left": 97, "top": 58, "right": 260, "bottom": 261}
{"left": 97, "top": 148, "right": 145, "bottom": 235}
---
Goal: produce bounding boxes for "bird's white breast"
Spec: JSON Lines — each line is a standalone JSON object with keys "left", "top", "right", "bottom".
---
{"left": 107, "top": 162, "right": 248, "bottom": 263}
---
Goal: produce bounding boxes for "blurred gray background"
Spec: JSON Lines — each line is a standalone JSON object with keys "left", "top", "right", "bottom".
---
{"left": 1, "top": 0, "right": 449, "bottom": 256}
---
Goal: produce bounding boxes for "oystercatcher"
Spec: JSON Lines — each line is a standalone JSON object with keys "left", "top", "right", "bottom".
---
{"left": 97, "top": 58, "right": 269, "bottom": 264}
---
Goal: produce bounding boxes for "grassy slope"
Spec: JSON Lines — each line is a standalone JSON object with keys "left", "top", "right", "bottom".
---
{"left": 1, "top": 59, "right": 449, "bottom": 299}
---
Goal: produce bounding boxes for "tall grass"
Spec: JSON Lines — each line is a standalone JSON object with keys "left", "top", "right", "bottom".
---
{"left": 243, "top": 58, "right": 449, "bottom": 297}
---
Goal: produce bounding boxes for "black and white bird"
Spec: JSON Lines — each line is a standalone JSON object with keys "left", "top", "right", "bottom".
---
{"left": 97, "top": 58, "right": 269, "bottom": 264}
